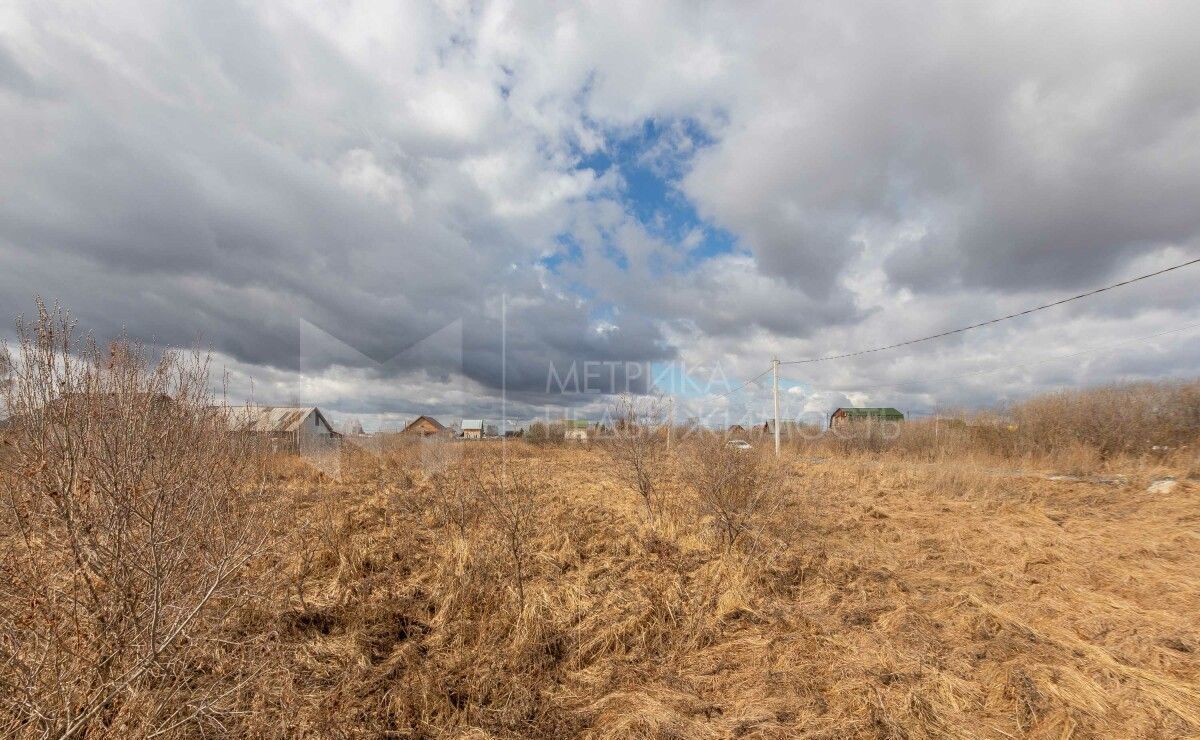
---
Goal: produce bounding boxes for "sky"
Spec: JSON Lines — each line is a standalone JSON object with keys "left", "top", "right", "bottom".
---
{"left": 2, "top": 1, "right": 1200, "bottom": 430}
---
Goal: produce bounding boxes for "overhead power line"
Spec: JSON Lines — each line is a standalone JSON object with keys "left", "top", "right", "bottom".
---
{"left": 780, "top": 256, "right": 1200, "bottom": 366}
{"left": 711, "top": 364, "right": 773, "bottom": 399}
{"left": 821, "top": 319, "right": 1200, "bottom": 393}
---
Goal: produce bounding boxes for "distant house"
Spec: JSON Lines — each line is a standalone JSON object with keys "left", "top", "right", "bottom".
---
{"left": 461, "top": 419, "right": 485, "bottom": 439}
{"left": 403, "top": 415, "right": 446, "bottom": 437}
{"left": 217, "top": 405, "right": 337, "bottom": 453}
{"left": 565, "top": 419, "right": 589, "bottom": 441}
{"left": 728, "top": 424, "right": 747, "bottom": 437}
{"left": 830, "top": 407, "right": 905, "bottom": 429}
{"left": 339, "top": 418, "right": 367, "bottom": 436}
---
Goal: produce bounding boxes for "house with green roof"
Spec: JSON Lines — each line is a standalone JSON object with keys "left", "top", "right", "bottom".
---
{"left": 830, "top": 407, "right": 904, "bottom": 429}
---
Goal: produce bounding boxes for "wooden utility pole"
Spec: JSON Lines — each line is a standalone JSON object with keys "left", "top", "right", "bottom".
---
{"left": 772, "top": 356, "right": 781, "bottom": 457}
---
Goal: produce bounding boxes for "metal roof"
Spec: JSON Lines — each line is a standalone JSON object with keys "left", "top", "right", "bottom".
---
{"left": 565, "top": 419, "right": 589, "bottom": 429}
{"left": 461, "top": 419, "right": 485, "bottom": 430}
{"left": 217, "top": 405, "right": 321, "bottom": 433}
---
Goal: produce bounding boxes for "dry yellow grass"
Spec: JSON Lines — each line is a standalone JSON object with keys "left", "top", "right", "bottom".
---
{"left": 188, "top": 442, "right": 1199, "bottom": 739}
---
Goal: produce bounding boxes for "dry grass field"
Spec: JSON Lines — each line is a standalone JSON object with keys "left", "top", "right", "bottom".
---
{"left": 2, "top": 309, "right": 1199, "bottom": 738}
{"left": 210, "top": 444, "right": 1197, "bottom": 740}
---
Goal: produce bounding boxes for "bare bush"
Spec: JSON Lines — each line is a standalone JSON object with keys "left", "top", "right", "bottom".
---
{"left": 807, "top": 381, "right": 1200, "bottom": 468}
{"left": 477, "top": 474, "right": 543, "bottom": 608}
{"left": 603, "top": 393, "right": 669, "bottom": 519}
{"left": 0, "top": 300, "right": 266, "bottom": 739}
{"left": 681, "top": 433, "right": 784, "bottom": 552}
{"left": 0, "top": 350, "right": 11, "bottom": 396}
{"left": 425, "top": 439, "right": 479, "bottom": 534}
{"left": 1009, "top": 380, "right": 1200, "bottom": 458}
{"left": 526, "top": 421, "right": 565, "bottom": 445}
{"left": 826, "top": 418, "right": 905, "bottom": 455}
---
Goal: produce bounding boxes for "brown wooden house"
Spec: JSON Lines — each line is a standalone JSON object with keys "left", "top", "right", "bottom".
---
{"left": 402, "top": 415, "right": 447, "bottom": 437}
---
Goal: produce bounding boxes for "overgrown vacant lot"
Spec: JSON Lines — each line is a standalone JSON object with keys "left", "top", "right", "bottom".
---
{"left": 232, "top": 445, "right": 1199, "bottom": 739}
{"left": 2, "top": 313, "right": 1198, "bottom": 737}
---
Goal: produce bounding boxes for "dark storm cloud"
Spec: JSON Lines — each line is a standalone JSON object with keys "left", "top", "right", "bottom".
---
{"left": 0, "top": 0, "right": 676, "bottom": 408}
{"left": 3, "top": 0, "right": 1200, "bottom": 420}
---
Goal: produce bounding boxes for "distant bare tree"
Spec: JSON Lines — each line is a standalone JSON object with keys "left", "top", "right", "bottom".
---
{"left": 0, "top": 300, "right": 267, "bottom": 738}
{"left": 604, "top": 392, "right": 669, "bottom": 519}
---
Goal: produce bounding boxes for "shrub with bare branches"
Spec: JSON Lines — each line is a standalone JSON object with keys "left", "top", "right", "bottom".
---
{"left": 1009, "top": 380, "right": 1200, "bottom": 458}
{"left": 603, "top": 392, "right": 669, "bottom": 519}
{"left": 424, "top": 439, "right": 479, "bottom": 534}
{"left": 680, "top": 433, "right": 784, "bottom": 552}
{"left": 0, "top": 301, "right": 266, "bottom": 739}
{"left": 477, "top": 473, "right": 543, "bottom": 608}
{"left": 826, "top": 417, "right": 905, "bottom": 455}
{"left": 526, "top": 421, "right": 565, "bottom": 445}
{"left": 0, "top": 351, "right": 11, "bottom": 395}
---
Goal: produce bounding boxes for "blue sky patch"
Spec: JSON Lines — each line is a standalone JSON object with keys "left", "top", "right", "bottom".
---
{"left": 539, "top": 234, "right": 584, "bottom": 274}
{"left": 570, "top": 118, "right": 739, "bottom": 270}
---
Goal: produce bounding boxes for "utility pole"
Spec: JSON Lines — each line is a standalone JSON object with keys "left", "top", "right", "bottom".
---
{"left": 771, "top": 356, "right": 781, "bottom": 457}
